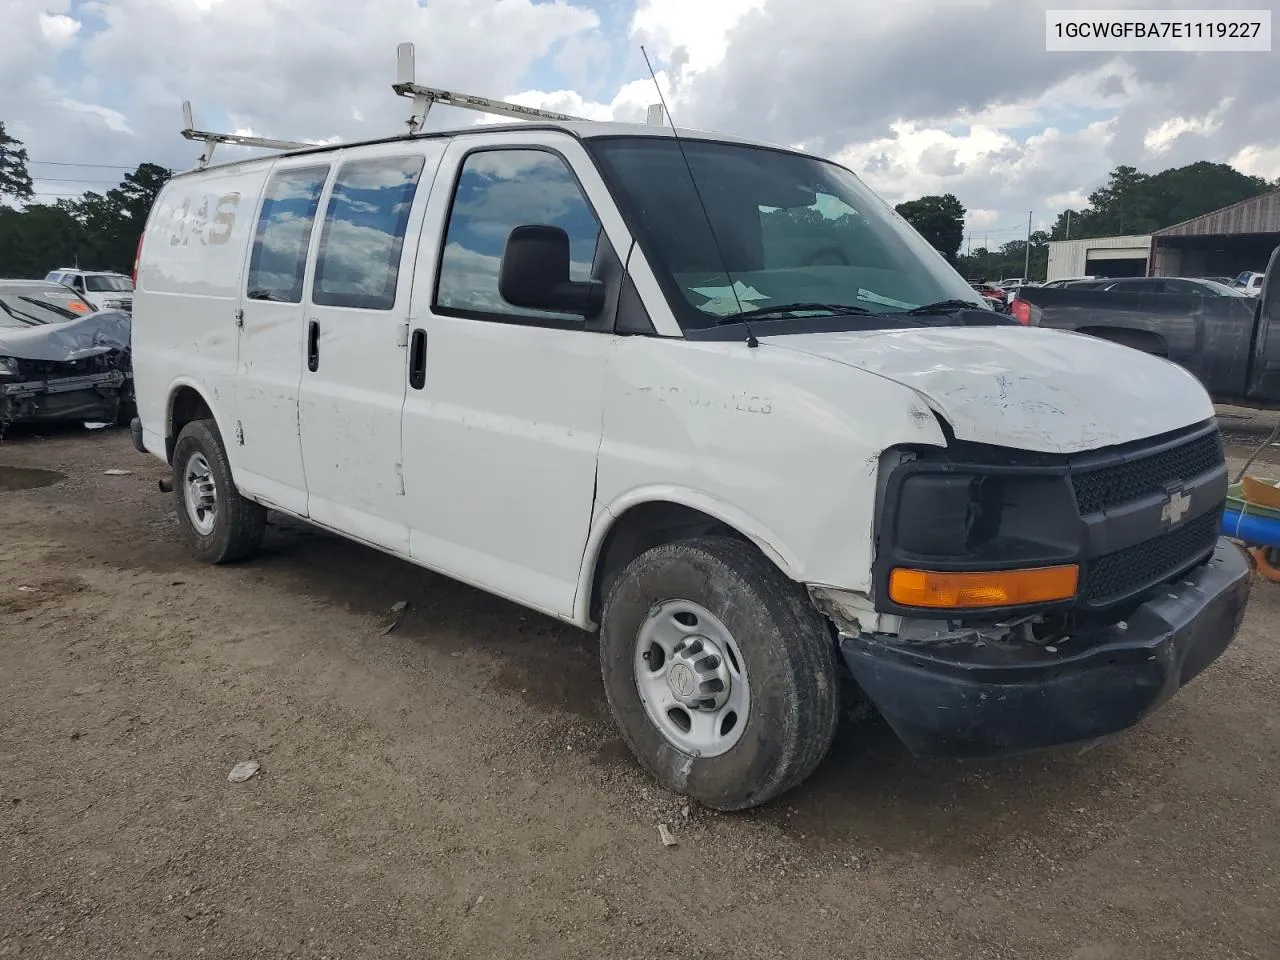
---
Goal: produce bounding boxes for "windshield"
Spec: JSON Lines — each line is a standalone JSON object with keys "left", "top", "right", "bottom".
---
{"left": 84, "top": 275, "right": 133, "bottom": 293}
{"left": 587, "top": 137, "right": 985, "bottom": 330}
{"left": 0, "top": 285, "right": 93, "bottom": 327}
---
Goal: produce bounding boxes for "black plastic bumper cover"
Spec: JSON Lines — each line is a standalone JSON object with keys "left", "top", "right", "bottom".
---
{"left": 840, "top": 539, "right": 1251, "bottom": 758}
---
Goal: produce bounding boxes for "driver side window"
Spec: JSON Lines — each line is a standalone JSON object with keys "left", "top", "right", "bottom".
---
{"left": 435, "top": 148, "right": 602, "bottom": 325}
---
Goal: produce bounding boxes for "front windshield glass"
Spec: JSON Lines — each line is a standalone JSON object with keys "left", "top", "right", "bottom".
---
{"left": 587, "top": 136, "right": 985, "bottom": 330}
{"left": 84, "top": 275, "right": 133, "bottom": 292}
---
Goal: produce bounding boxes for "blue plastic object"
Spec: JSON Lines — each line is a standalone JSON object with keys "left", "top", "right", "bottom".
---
{"left": 1221, "top": 507, "right": 1280, "bottom": 549}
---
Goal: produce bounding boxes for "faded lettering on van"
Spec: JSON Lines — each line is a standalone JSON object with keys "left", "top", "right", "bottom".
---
{"left": 161, "top": 191, "right": 241, "bottom": 247}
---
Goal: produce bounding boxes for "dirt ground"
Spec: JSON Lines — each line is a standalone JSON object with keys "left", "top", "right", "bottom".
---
{"left": 2, "top": 421, "right": 1279, "bottom": 960}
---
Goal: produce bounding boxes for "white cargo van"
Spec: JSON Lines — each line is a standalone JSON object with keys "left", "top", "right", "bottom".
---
{"left": 130, "top": 89, "right": 1249, "bottom": 809}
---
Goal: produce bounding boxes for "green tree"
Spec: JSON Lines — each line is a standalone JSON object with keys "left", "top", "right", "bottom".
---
{"left": 1049, "top": 161, "right": 1274, "bottom": 241}
{"left": 0, "top": 160, "right": 171, "bottom": 277}
{"left": 58, "top": 162, "right": 172, "bottom": 273}
{"left": 0, "top": 204, "right": 80, "bottom": 276}
{"left": 0, "top": 121, "right": 34, "bottom": 205}
{"left": 956, "top": 231, "right": 1051, "bottom": 282}
{"left": 895, "top": 194, "right": 966, "bottom": 263}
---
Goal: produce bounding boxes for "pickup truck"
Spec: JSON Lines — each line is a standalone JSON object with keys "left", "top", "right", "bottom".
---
{"left": 1011, "top": 247, "right": 1280, "bottom": 407}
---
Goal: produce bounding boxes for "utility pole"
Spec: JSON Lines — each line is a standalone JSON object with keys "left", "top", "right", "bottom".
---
{"left": 1065, "top": 210, "right": 1071, "bottom": 241}
{"left": 1024, "top": 211, "right": 1032, "bottom": 280}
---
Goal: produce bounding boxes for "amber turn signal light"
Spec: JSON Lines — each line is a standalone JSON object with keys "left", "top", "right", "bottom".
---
{"left": 888, "top": 564, "right": 1079, "bottom": 609}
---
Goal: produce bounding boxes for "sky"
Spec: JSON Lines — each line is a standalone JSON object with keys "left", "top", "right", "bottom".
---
{"left": 1, "top": 0, "right": 1277, "bottom": 250}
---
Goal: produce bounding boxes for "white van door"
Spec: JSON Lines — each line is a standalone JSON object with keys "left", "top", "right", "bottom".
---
{"left": 234, "top": 159, "right": 331, "bottom": 515}
{"left": 297, "top": 143, "right": 445, "bottom": 553}
{"left": 401, "top": 133, "right": 628, "bottom": 618}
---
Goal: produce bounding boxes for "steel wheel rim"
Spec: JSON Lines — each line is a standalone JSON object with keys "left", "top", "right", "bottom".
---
{"left": 182, "top": 452, "right": 218, "bottom": 536}
{"left": 633, "top": 599, "right": 750, "bottom": 758}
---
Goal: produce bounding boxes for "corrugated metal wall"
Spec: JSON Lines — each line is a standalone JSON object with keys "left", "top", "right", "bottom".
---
{"left": 1153, "top": 191, "right": 1280, "bottom": 238}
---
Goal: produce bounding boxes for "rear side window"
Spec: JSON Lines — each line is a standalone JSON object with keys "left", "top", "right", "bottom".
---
{"left": 312, "top": 156, "right": 426, "bottom": 310}
{"left": 247, "top": 165, "right": 329, "bottom": 303}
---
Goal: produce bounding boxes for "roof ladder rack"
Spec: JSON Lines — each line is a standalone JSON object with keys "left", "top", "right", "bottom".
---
{"left": 393, "top": 42, "right": 586, "bottom": 132}
{"left": 181, "top": 101, "right": 310, "bottom": 169}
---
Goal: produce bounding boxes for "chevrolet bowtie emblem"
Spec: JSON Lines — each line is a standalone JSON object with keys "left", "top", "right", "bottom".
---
{"left": 1161, "top": 489, "right": 1191, "bottom": 526}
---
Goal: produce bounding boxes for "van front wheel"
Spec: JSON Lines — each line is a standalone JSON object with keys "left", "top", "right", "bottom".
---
{"left": 172, "top": 418, "right": 266, "bottom": 564}
{"left": 599, "top": 537, "right": 840, "bottom": 811}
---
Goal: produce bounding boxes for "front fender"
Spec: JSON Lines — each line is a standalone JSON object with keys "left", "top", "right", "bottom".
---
{"left": 573, "top": 484, "right": 804, "bottom": 625}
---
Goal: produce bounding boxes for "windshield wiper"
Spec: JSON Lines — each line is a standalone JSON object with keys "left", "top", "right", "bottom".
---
{"left": 901, "top": 299, "right": 988, "bottom": 316}
{"left": 0, "top": 300, "right": 47, "bottom": 326}
{"left": 713, "top": 302, "right": 875, "bottom": 324}
{"left": 17, "top": 296, "right": 78, "bottom": 320}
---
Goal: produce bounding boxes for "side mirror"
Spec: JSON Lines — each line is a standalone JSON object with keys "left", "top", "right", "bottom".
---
{"left": 498, "top": 224, "right": 604, "bottom": 316}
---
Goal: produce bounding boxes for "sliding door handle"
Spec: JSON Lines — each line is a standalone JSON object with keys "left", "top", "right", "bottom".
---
{"left": 408, "top": 328, "right": 427, "bottom": 390}
{"left": 307, "top": 320, "right": 320, "bottom": 372}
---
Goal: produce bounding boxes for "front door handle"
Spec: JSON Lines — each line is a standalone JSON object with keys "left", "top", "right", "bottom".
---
{"left": 307, "top": 320, "right": 320, "bottom": 372}
{"left": 408, "top": 328, "right": 427, "bottom": 389}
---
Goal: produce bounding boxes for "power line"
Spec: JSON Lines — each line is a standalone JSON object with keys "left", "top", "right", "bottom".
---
{"left": 28, "top": 159, "right": 136, "bottom": 170}
{"left": 33, "top": 176, "right": 123, "bottom": 184}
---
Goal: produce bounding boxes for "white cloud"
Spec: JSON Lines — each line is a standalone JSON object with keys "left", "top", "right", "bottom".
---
{"left": 38, "top": 13, "right": 80, "bottom": 48}
{"left": 2, "top": 0, "right": 1277, "bottom": 245}
{"left": 630, "top": 0, "right": 765, "bottom": 77}
{"left": 1231, "top": 144, "right": 1280, "bottom": 182}
{"left": 1143, "top": 100, "right": 1233, "bottom": 155}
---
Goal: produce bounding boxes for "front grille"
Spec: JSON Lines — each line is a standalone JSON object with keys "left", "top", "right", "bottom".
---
{"left": 1071, "top": 430, "right": 1224, "bottom": 515}
{"left": 1079, "top": 508, "right": 1220, "bottom": 607}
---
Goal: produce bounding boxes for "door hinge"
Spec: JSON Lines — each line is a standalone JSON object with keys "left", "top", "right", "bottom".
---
{"left": 394, "top": 462, "right": 405, "bottom": 496}
{"left": 234, "top": 308, "right": 244, "bottom": 328}
{"left": 396, "top": 321, "right": 410, "bottom": 348}
{"left": 235, "top": 421, "right": 244, "bottom": 445}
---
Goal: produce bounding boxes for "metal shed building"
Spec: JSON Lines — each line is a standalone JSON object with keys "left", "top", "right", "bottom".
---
{"left": 1149, "top": 190, "right": 1280, "bottom": 279}
{"left": 1045, "top": 234, "right": 1151, "bottom": 281}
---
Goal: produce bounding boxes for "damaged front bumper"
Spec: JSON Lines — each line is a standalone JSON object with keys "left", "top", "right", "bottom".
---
{"left": 839, "top": 538, "right": 1251, "bottom": 758}
{"left": 0, "top": 368, "right": 128, "bottom": 425}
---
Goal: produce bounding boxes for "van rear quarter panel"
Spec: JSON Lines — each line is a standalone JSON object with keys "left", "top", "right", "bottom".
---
{"left": 133, "top": 162, "right": 272, "bottom": 456}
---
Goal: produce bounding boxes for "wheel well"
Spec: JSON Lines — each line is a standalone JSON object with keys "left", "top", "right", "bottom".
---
{"left": 1078, "top": 326, "right": 1169, "bottom": 357}
{"left": 589, "top": 502, "right": 745, "bottom": 622}
{"left": 166, "top": 386, "right": 213, "bottom": 463}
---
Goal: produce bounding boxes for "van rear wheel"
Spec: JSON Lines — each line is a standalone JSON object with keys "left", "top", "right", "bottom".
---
{"left": 172, "top": 418, "right": 266, "bottom": 564}
{"left": 599, "top": 536, "right": 840, "bottom": 811}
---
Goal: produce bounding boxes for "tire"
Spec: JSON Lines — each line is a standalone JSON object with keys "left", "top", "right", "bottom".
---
{"left": 171, "top": 418, "right": 266, "bottom": 564}
{"left": 599, "top": 536, "right": 840, "bottom": 811}
{"left": 115, "top": 399, "right": 137, "bottom": 428}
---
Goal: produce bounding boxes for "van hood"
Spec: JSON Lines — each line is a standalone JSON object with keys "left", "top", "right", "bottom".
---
{"left": 763, "top": 325, "right": 1214, "bottom": 454}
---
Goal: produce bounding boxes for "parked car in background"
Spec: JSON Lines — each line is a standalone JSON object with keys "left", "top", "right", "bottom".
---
{"left": 1086, "top": 277, "right": 1250, "bottom": 298}
{"left": 0, "top": 280, "right": 132, "bottom": 428}
{"left": 1040, "top": 276, "right": 1098, "bottom": 288}
{"left": 1009, "top": 248, "right": 1280, "bottom": 407}
{"left": 1233, "top": 271, "right": 1265, "bottom": 297}
{"left": 969, "top": 280, "right": 1007, "bottom": 308}
{"left": 44, "top": 269, "right": 135, "bottom": 313}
